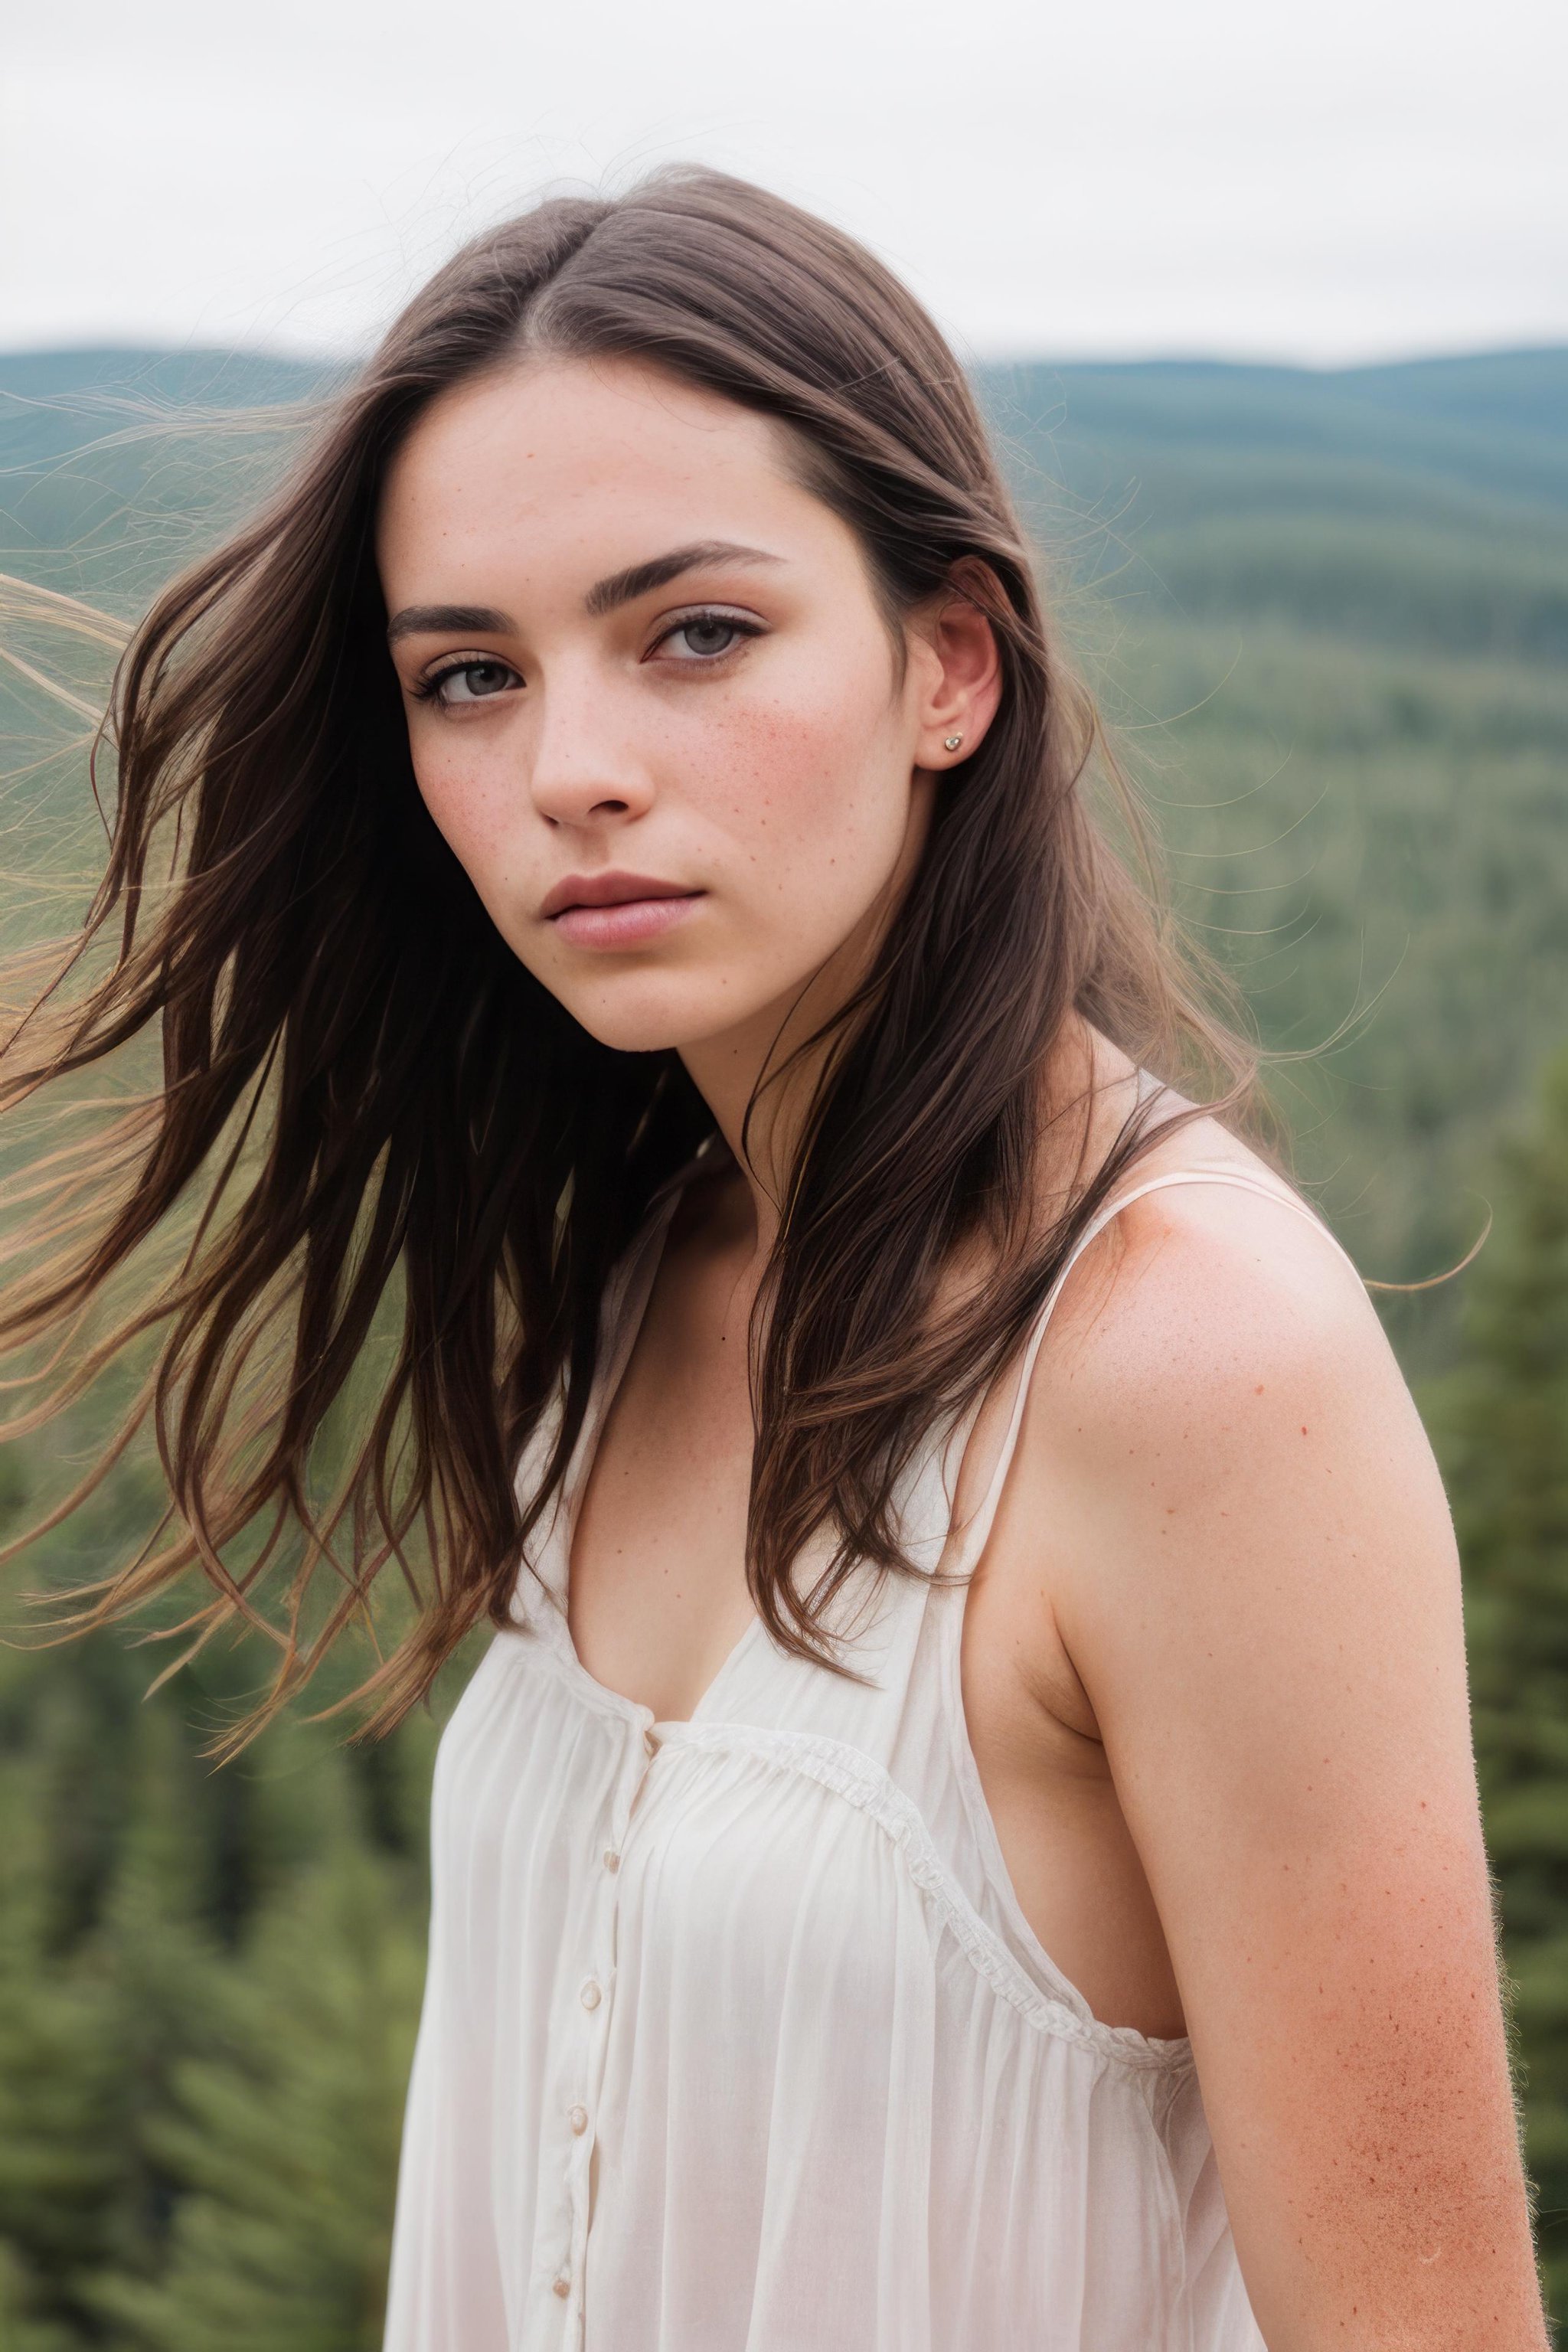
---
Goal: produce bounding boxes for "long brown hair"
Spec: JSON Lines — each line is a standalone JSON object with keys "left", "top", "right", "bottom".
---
{"left": 0, "top": 163, "right": 1285, "bottom": 1752}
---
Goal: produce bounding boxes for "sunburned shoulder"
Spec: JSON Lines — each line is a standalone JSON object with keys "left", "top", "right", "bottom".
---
{"left": 1011, "top": 1134, "right": 1442, "bottom": 1657}
{"left": 1044, "top": 1135, "right": 1385, "bottom": 1418}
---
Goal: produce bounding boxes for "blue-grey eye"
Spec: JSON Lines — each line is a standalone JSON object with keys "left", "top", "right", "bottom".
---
{"left": 660, "top": 613, "right": 760, "bottom": 661}
{"left": 438, "top": 661, "right": 515, "bottom": 704}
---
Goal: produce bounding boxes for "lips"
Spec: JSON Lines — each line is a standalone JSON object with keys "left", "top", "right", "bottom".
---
{"left": 541, "top": 870, "right": 700, "bottom": 920}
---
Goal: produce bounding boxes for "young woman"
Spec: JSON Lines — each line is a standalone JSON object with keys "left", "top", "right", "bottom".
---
{"left": 0, "top": 168, "right": 1547, "bottom": 2348}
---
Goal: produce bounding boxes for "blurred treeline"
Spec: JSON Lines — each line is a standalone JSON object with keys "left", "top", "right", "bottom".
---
{"left": 0, "top": 345, "right": 1564, "bottom": 2342}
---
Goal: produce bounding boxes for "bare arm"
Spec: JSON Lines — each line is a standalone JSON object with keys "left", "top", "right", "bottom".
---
{"left": 1016, "top": 1183, "right": 1547, "bottom": 2350}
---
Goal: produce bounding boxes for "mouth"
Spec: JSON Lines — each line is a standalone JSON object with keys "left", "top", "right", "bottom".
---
{"left": 544, "top": 876, "right": 707, "bottom": 949}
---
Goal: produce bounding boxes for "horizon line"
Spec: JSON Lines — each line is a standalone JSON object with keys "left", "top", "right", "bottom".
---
{"left": 2, "top": 335, "right": 1565, "bottom": 380}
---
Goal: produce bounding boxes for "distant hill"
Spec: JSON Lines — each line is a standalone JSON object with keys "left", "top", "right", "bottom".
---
{"left": 988, "top": 348, "right": 1568, "bottom": 508}
{"left": 978, "top": 350, "right": 1568, "bottom": 665}
{"left": 0, "top": 345, "right": 345, "bottom": 609}
{"left": 2, "top": 341, "right": 1565, "bottom": 1371}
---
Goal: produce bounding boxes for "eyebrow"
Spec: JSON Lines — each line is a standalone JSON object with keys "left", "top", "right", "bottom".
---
{"left": 385, "top": 602, "right": 512, "bottom": 645}
{"left": 384, "top": 540, "right": 783, "bottom": 645}
{"left": 583, "top": 540, "right": 782, "bottom": 619}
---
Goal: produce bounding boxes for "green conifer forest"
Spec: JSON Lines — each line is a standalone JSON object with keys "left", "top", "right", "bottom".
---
{"left": 1, "top": 345, "right": 1564, "bottom": 2341}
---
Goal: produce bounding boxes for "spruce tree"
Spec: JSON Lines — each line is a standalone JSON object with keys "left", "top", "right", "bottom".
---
{"left": 1423, "top": 1040, "right": 1568, "bottom": 2336}
{"left": 0, "top": 1740, "right": 115, "bottom": 2338}
{"left": 90, "top": 1843, "right": 426, "bottom": 2352}
{"left": 0, "top": 1413, "right": 437, "bottom": 2345}
{"left": 0, "top": 1651, "right": 230, "bottom": 2337}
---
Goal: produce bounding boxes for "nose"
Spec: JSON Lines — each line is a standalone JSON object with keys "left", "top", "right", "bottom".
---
{"left": 527, "top": 669, "right": 656, "bottom": 829}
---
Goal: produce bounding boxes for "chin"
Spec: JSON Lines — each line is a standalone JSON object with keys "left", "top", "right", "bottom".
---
{"left": 555, "top": 969, "right": 799, "bottom": 1058}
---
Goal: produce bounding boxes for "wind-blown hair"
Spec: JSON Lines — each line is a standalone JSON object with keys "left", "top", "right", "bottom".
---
{"left": 0, "top": 163, "right": 1282, "bottom": 1752}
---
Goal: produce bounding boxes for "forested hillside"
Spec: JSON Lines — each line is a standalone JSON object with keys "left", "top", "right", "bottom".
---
{"left": 976, "top": 348, "right": 1568, "bottom": 1370}
{"left": 2, "top": 343, "right": 1565, "bottom": 2341}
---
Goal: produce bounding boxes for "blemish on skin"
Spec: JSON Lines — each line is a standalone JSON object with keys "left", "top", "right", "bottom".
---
{"left": 1301, "top": 1425, "right": 1309, "bottom": 1436}
{"left": 1255, "top": 1383, "right": 1265, "bottom": 1394}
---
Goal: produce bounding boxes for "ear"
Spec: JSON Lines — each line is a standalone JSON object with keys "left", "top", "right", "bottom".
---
{"left": 908, "top": 556, "right": 1005, "bottom": 773}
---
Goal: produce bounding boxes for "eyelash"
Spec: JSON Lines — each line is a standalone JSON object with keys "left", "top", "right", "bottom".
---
{"left": 410, "top": 608, "right": 765, "bottom": 708}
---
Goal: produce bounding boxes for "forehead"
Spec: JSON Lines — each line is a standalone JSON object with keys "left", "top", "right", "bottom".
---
{"left": 376, "top": 354, "right": 819, "bottom": 577}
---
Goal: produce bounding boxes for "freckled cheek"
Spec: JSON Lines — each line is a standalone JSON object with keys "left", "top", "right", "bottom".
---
{"left": 694, "top": 692, "right": 899, "bottom": 890}
{"left": 408, "top": 743, "right": 514, "bottom": 869}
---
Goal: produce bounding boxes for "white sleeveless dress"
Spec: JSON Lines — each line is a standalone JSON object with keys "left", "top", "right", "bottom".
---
{"left": 383, "top": 1119, "right": 1363, "bottom": 2351}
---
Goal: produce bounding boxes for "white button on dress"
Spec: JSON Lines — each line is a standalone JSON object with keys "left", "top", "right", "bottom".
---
{"left": 383, "top": 1112, "right": 1364, "bottom": 2350}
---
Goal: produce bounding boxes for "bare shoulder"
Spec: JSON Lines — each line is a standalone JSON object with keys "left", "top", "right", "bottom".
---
{"left": 1014, "top": 1098, "right": 1453, "bottom": 1693}
{"left": 953, "top": 1050, "right": 1427, "bottom": 1719}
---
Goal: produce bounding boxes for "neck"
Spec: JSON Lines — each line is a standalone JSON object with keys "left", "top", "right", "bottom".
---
{"left": 677, "top": 1007, "right": 1108, "bottom": 1289}
{"left": 675, "top": 773, "right": 946, "bottom": 1258}
{"left": 677, "top": 943, "right": 888, "bottom": 1269}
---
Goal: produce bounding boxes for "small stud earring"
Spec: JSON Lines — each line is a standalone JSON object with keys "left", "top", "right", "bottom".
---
{"left": 943, "top": 733, "right": 963, "bottom": 752}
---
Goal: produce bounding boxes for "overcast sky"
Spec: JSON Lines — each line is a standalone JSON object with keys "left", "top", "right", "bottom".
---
{"left": 5, "top": 0, "right": 1565, "bottom": 368}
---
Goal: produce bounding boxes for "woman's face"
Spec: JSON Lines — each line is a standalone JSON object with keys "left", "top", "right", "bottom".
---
{"left": 376, "top": 354, "right": 990, "bottom": 1063}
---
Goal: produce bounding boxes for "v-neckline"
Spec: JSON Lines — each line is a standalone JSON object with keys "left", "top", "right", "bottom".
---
{"left": 547, "top": 1136, "right": 768, "bottom": 1734}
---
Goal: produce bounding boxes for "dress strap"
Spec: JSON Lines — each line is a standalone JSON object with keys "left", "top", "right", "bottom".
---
{"left": 946, "top": 1165, "right": 1364, "bottom": 1583}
